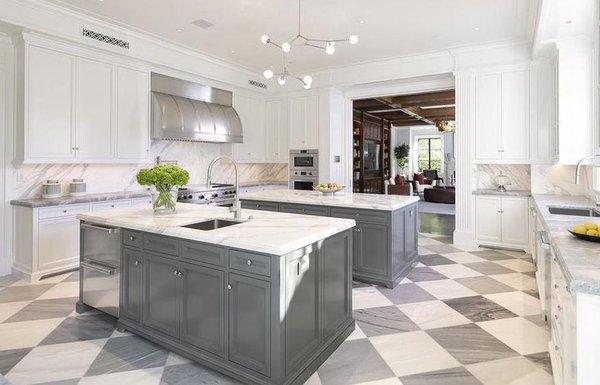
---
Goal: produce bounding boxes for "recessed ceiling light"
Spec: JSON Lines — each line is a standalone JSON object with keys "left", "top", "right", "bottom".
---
{"left": 176, "top": 28, "right": 183, "bottom": 32}
{"left": 474, "top": 26, "right": 480, "bottom": 31}
{"left": 231, "top": 50, "right": 236, "bottom": 54}
{"left": 359, "top": 20, "right": 365, "bottom": 24}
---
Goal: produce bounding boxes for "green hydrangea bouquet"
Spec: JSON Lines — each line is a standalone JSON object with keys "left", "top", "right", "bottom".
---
{"left": 136, "top": 164, "right": 190, "bottom": 213}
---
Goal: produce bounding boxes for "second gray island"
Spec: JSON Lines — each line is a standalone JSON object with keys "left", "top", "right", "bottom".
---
{"left": 240, "top": 190, "right": 420, "bottom": 288}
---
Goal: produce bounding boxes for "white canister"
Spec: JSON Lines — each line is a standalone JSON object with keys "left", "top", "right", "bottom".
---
{"left": 41, "top": 180, "right": 62, "bottom": 198}
{"left": 69, "top": 178, "right": 87, "bottom": 197}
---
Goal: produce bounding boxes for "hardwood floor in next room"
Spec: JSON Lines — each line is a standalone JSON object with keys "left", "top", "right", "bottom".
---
{"left": 0, "top": 232, "right": 551, "bottom": 385}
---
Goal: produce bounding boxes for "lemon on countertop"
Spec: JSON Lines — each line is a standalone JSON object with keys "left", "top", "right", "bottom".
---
{"left": 584, "top": 222, "right": 598, "bottom": 230}
{"left": 573, "top": 224, "right": 588, "bottom": 235}
{"left": 587, "top": 229, "right": 599, "bottom": 236}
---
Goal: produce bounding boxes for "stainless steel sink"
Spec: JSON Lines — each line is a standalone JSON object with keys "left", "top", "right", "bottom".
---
{"left": 181, "top": 218, "right": 245, "bottom": 231}
{"left": 548, "top": 206, "right": 600, "bottom": 217}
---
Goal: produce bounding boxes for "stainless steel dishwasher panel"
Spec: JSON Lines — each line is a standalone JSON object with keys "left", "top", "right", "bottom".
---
{"left": 81, "top": 223, "right": 121, "bottom": 317}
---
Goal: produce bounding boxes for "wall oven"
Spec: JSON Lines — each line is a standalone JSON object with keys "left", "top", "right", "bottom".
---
{"left": 289, "top": 149, "right": 318, "bottom": 190}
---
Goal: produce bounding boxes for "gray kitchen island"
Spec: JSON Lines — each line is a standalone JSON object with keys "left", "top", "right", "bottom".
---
{"left": 77, "top": 204, "right": 355, "bottom": 385}
{"left": 240, "top": 190, "right": 420, "bottom": 288}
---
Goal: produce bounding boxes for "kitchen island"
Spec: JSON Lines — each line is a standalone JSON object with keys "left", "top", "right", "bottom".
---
{"left": 240, "top": 189, "right": 420, "bottom": 288}
{"left": 77, "top": 204, "right": 355, "bottom": 385}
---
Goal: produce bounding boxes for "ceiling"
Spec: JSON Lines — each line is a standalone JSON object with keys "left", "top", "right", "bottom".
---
{"left": 353, "top": 90, "right": 455, "bottom": 126}
{"left": 46, "top": 0, "right": 537, "bottom": 73}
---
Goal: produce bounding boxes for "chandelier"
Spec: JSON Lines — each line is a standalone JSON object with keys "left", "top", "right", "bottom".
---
{"left": 436, "top": 120, "right": 456, "bottom": 133}
{"left": 260, "top": 0, "right": 359, "bottom": 89}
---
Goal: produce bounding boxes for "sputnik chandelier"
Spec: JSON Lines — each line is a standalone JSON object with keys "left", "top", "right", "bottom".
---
{"left": 260, "top": 0, "right": 359, "bottom": 89}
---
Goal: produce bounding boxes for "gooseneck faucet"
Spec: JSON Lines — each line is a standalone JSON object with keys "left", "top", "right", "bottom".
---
{"left": 206, "top": 156, "right": 242, "bottom": 220}
{"left": 575, "top": 155, "right": 600, "bottom": 184}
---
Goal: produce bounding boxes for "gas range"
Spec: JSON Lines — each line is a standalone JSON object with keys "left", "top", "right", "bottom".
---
{"left": 177, "top": 184, "right": 236, "bottom": 206}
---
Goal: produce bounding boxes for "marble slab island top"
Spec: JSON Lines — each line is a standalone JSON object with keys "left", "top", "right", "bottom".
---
{"left": 78, "top": 203, "right": 355, "bottom": 256}
{"left": 473, "top": 189, "right": 531, "bottom": 197}
{"left": 240, "top": 189, "right": 420, "bottom": 211}
{"left": 532, "top": 194, "right": 600, "bottom": 295}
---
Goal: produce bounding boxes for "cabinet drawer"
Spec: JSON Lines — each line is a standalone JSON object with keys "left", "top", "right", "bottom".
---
{"left": 91, "top": 200, "right": 131, "bottom": 211}
{"left": 330, "top": 207, "right": 388, "bottom": 224}
{"left": 38, "top": 203, "right": 90, "bottom": 219}
{"left": 241, "top": 200, "right": 279, "bottom": 212}
{"left": 123, "top": 230, "right": 142, "bottom": 248}
{"left": 229, "top": 250, "right": 271, "bottom": 276}
{"left": 280, "top": 203, "right": 328, "bottom": 216}
{"left": 143, "top": 234, "right": 179, "bottom": 256}
{"left": 181, "top": 240, "right": 227, "bottom": 267}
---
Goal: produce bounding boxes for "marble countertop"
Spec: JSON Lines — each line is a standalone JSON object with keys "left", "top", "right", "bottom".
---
{"left": 473, "top": 189, "right": 532, "bottom": 197}
{"left": 78, "top": 203, "right": 355, "bottom": 256}
{"left": 238, "top": 181, "right": 288, "bottom": 187}
{"left": 532, "top": 194, "right": 600, "bottom": 295}
{"left": 240, "top": 189, "right": 420, "bottom": 211}
{"left": 11, "top": 190, "right": 152, "bottom": 208}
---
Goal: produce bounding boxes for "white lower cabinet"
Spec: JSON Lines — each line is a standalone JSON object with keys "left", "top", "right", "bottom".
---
{"left": 475, "top": 195, "right": 529, "bottom": 250}
{"left": 12, "top": 196, "right": 151, "bottom": 281}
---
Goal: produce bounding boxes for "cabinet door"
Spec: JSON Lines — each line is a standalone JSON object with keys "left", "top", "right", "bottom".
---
{"left": 27, "top": 46, "right": 74, "bottom": 159}
{"left": 475, "top": 74, "right": 501, "bottom": 160}
{"left": 233, "top": 94, "right": 265, "bottom": 162}
{"left": 285, "top": 250, "right": 319, "bottom": 373}
{"left": 501, "top": 70, "right": 529, "bottom": 160}
{"left": 305, "top": 95, "right": 319, "bottom": 148}
{"left": 321, "top": 232, "right": 351, "bottom": 338}
{"left": 500, "top": 197, "right": 529, "bottom": 246}
{"left": 228, "top": 273, "right": 270, "bottom": 376}
{"left": 179, "top": 262, "right": 227, "bottom": 358}
{"left": 265, "top": 100, "right": 289, "bottom": 162}
{"left": 121, "top": 248, "right": 143, "bottom": 322}
{"left": 116, "top": 66, "right": 149, "bottom": 160}
{"left": 142, "top": 253, "right": 179, "bottom": 338}
{"left": 75, "top": 58, "right": 113, "bottom": 159}
{"left": 404, "top": 205, "right": 418, "bottom": 257}
{"left": 37, "top": 217, "right": 80, "bottom": 271}
{"left": 289, "top": 97, "right": 306, "bottom": 148}
{"left": 475, "top": 196, "right": 502, "bottom": 243}
{"left": 355, "top": 223, "right": 389, "bottom": 277}
{"left": 532, "top": 63, "right": 558, "bottom": 163}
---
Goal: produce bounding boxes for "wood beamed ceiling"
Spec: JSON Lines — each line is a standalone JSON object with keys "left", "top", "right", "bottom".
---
{"left": 353, "top": 90, "right": 455, "bottom": 126}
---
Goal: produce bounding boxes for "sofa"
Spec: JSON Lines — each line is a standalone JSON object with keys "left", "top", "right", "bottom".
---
{"left": 424, "top": 186, "right": 456, "bottom": 204}
{"left": 385, "top": 175, "right": 413, "bottom": 196}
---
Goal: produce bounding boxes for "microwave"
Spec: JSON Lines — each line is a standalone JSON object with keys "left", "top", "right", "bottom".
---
{"left": 290, "top": 149, "right": 318, "bottom": 170}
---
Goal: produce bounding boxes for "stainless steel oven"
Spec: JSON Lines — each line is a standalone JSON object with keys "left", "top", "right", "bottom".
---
{"left": 289, "top": 149, "right": 318, "bottom": 190}
{"left": 80, "top": 222, "right": 121, "bottom": 317}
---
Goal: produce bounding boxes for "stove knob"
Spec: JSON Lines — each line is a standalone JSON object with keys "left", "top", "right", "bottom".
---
{"left": 199, "top": 195, "right": 205, "bottom": 200}
{"left": 188, "top": 195, "right": 193, "bottom": 199}
{"left": 212, "top": 193, "right": 219, "bottom": 198}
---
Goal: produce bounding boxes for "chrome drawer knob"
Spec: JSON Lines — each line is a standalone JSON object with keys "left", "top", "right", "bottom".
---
{"left": 134, "top": 260, "right": 139, "bottom": 266}
{"left": 129, "top": 236, "right": 135, "bottom": 241}
{"left": 246, "top": 259, "right": 253, "bottom": 266}
{"left": 173, "top": 270, "right": 179, "bottom": 276}
{"left": 227, "top": 284, "right": 232, "bottom": 290}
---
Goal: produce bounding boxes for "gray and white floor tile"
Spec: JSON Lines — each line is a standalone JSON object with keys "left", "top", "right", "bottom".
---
{"left": 0, "top": 233, "right": 552, "bottom": 385}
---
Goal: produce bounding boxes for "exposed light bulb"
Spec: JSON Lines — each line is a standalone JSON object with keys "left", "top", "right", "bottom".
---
{"left": 277, "top": 75, "right": 287, "bottom": 85}
{"left": 263, "top": 69, "right": 274, "bottom": 79}
{"left": 281, "top": 42, "right": 291, "bottom": 53}
{"left": 303, "top": 82, "right": 311, "bottom": 89}
{"left": 325, "top": 42, "right": 335, "bottom": 55}
{"left": 302, "top": 75, "right": 313, "bottom": 85}
{"left": 349, "top": 35, "right": 359, "bottom": 45}
{"left": 260, "top": 34, "right": 270, "bottom": 44}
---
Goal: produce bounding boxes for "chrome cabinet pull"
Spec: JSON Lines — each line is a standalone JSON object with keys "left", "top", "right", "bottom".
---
{"left": 81, "top": 223, "right": 119, "bottom": 234}
{"left": 134, "top": 260, "right": 139, "bottom": 266}
{"left": 246, "top": 259, "right": 253, "bottom": 266}
{"left": 227, "top": 284, "right": 232, "bottom": 290}
{"left": 128, "top": 235, "right": 135, "bottom": 241}
{"left": 173, "top": 270, "right": 179, "bottom": 276}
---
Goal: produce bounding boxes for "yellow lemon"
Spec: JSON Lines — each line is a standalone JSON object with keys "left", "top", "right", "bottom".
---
{"left": 584, "top": 222, "right": 598, "bottom": 230}
{"left": 587, "top": 229, "right": 599, "bottom": 236}
{"left": 573, "top": 225, "right": 588, "bottom": 234}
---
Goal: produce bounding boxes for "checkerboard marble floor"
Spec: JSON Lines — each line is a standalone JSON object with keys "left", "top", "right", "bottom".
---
{"left": 0, "top": 233, "right": 552, "bottom": 385}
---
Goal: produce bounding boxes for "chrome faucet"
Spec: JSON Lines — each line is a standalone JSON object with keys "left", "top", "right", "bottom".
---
{"left": 207, "top": 156, "right": 242, "bottom": 220}
{"left": 575, "top": 155, "right": 600, "bottom": 184}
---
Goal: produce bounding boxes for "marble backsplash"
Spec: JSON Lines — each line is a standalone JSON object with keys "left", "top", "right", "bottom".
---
{"left": 6, "top": 141, "right": 288, "bottom": 199}
{"left": 531, "top": 164, "right": 594, "bottom": 197}
{"left": 475, "top": 164, "right": 531, "bottom": 191}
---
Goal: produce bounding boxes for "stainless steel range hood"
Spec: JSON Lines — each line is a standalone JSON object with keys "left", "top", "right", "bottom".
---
{"left": 151, "top": 73, "right": 243, "bottom": 143}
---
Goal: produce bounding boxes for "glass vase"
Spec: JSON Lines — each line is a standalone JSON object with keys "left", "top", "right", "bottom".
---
{"left": 153, "top": 185, "right": 176, "bottom": 214}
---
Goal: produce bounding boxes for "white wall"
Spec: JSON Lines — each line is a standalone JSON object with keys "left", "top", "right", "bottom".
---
{"left": 0, "top": 36, "right": 12, "bottom": 274}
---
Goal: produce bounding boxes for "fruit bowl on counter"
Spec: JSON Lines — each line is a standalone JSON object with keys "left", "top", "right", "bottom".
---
{"left": 314, "top": 183, "right": 345, "bottom": 196}
{"left": 568, "top": 222, "right": 600, "bottom": 243}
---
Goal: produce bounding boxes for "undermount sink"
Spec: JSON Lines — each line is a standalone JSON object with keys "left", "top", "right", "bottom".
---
{"left": 548, "top": 206, "right": 600, "bottom": 217}
{"left": 181, "top": 218, "right": 246, "bottom": 231}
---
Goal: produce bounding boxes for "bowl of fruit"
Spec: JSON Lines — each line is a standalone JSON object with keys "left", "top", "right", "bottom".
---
{"left": 569, "top": 222, "right": 600, "bottom": 243}
{"left": 314, "top": 182, "right": 345, "bottom": 195}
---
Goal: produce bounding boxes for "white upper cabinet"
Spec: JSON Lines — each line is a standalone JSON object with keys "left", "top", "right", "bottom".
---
{"left": 531, "top": 61, "right": 558, "bottom": 163}
{"left": 26, "top": 46, "right": 74, "bottom": 159}
{"left": 289, "top": 95, "right": 319, "bottom": 149}
{"left": 115, "top": 66, "right": 150, "bottom": 160}
{"left": 475, "top": 69, "right": 530, "bottom": 162}
{"left": 75, "top": 57, "right": 113, "bottom": 159}
{"left": 232, "top": 93, "right": 266, "bottom": 162}
{"left": 265, "top": 100, "right": 289, "bottom": 162}
{"left": 20, "top": 39, "right": 151, "bottom": 164}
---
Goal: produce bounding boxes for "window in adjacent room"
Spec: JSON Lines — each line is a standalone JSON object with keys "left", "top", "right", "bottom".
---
{"left": 417, "top": 136, "right": 442, "bottom": 172}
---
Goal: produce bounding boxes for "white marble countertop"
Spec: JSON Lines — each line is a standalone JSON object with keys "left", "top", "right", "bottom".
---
{"left": 11, "top": 190, "right": 152, "bottom": 208}
{"left": 532, "top": 194, "right": 600, "bottom": 295}
{"left": 77, "top": 203, "right": 355, "bottom": 256}
{"left": 240, "top": 189, "right": 419, "bottom": 211}
{"left": 473, "top": 189, "right": 531, "bottom": 197}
